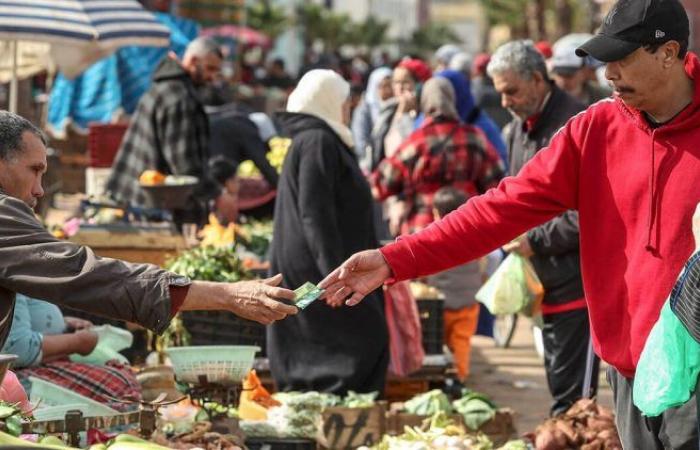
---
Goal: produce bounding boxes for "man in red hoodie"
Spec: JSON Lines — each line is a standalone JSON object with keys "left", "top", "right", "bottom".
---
{"left": 321, "top": 0, "right": 699, "bottom": 447}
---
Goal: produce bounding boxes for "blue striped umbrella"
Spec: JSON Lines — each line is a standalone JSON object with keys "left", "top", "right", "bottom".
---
{"left": 0, "top": 0, "right": 170, "bottom": 110}
{"left": 0, "top": 0, "right": 170, "bottom": 46}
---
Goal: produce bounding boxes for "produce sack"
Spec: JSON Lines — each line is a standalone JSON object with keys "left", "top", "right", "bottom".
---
{"left": 476, "top": 254, "right": 544, "bottom": 315}
{"left": 384, "top": 281, "right": 425, "bottom": 377}
{"left": 633, "top": 301, "right": 700, "bottom": 416}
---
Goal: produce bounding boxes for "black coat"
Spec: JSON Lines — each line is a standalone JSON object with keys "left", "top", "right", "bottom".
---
{"left": 505, "top": 86, "right": 586, "bottom": 305}
{"left": 268, "top": 112, "right": 389, "bottom": 395}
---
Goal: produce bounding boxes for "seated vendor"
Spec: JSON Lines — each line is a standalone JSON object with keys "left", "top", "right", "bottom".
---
{"left": 1, "top": 294, "right": 140, "bottom": 411}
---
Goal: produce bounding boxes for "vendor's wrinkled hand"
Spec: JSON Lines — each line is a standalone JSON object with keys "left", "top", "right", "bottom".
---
{"left": 230, "top": 275, "right": 298, "bottom": 324}
{"left": 182, "top": 274, "right": 298, "bottom": 325}
{"left": 502, "top": 235, "right": 534, "bottom": 258}
{"left": 64, "top": 316, "right": 93, "bottom": 331}
{"left": 319, "top": 249, "right": 392, "bottom": 307}
{"left": 694, "top": 202, "right": 700, "bottom": 251}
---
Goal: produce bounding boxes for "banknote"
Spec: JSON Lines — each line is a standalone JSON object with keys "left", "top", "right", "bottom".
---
{"left": 294, "top": 282, "right": 325, "bottom": 309}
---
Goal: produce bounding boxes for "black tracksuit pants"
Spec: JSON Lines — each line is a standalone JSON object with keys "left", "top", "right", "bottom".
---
{"left": 542, "top": 307, "right": 600, "bottom": 416}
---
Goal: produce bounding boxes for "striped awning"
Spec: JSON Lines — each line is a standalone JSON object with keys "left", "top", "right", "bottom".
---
{"left": 0, "top": 0, "right": 170, "bottom": 78}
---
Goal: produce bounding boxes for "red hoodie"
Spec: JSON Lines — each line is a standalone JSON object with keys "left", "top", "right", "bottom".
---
{"left": 381, "top": 53, "right": 700, "bottom": 378}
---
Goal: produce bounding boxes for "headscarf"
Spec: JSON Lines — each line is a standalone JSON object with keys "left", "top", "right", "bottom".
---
{"left": 448, "top": 52, "right": 473, "bottom": 75}
{"left": 287, "top": 69, "right": 354, "bottom": 148}
{"left": 397, "top": 58, "right": 433, "bottom": 83}
{"left": 365, "top": 67, "right": 393, "bottom": 122}
{"left": 473, "top": 53, "right": 491, "bottom": 77}
{"left": 436, "top": 69, "right": 476, "bottom": 123}
{"left": 435, "top": 44, "right": 462, "bottom": 65}
{"left": 420, "top": 77, "right": 459, "bottom": 121}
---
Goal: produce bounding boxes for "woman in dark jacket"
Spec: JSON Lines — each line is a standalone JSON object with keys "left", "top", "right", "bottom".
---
{"left": 268, "top": 69, "right": 389, "bottom": 395}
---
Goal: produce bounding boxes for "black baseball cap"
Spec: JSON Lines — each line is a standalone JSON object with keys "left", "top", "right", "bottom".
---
{"left": 576, "top": 0, "right": 689, "bottom": 63}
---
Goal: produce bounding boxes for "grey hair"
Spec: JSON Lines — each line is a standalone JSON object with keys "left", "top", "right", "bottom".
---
{"left": 184, "top": 37, "right": 223, "bottom": 60}
{"left": 0, "top": 111, "right": 46, "bottom": 161}
{"left": 487, "top": 40, "right": 548, "bottom": 81}
{"left": 448, "top": 52, "right": 473, "bottom": 77}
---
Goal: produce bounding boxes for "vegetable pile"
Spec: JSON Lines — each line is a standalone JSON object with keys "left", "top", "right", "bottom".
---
{"left": 236, "top": 220, "right": 274, "bottom": 259}
{"left": 403, "top": 389, "right": 498, "bottom": 431}
{"left": 152, "top": 422, "right": 245, "bottom": 450}
{"left": 240, "top": 388, "right": 378, "bottom": 439}
{"left": 166, "top": 245, "right": 251, "bottom": 283}
{"left": 364, "top": 412, "right": 528, "bottom": 450}
{"left": 525, "top": 399, "right": 621, "bottom": 450}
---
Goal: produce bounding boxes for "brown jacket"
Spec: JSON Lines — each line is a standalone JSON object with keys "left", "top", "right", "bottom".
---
{"left": 0, "top": 191, "right": 189, "bottom": 348}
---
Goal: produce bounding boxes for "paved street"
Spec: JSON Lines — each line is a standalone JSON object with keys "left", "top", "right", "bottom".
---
{"left": 467, "top": 316, "right": 614, "bottom": 434}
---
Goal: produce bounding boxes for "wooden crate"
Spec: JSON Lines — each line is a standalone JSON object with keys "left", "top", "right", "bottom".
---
{"left": 319, "top": 403, "right": 387, "bottom": 450}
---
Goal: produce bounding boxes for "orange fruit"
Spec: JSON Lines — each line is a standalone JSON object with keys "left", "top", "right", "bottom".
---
{"left": 139, "top": 170, "right": 166, "bottom": 185}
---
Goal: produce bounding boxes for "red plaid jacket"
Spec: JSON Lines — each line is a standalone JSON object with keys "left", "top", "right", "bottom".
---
{"left": 372, "top": 117, "right": 505, "bottom": 234}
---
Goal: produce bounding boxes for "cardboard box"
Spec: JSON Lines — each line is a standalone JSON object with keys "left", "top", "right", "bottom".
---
{"left": 319, "top": 403, "right": 387, "bottom": 449}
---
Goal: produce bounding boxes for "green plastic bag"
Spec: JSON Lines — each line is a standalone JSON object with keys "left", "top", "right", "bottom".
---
{"left": 633, "top": 301, "right": 700, "bottom": 416}
{"left": 475, "top": 254, "right": 544, "bottom": 315}
{"left": 69, "top": 325, "right": 133, "bottom": 366}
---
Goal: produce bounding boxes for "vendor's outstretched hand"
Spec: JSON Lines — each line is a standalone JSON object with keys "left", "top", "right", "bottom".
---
{"left": 319, "top": 249, "right": 392, "bottom": 307}
{"left": 182, "top": 274, "right": 298, "bottom": 325}
{"left": 694, "top": 202, "right": 700, "bottom": 251}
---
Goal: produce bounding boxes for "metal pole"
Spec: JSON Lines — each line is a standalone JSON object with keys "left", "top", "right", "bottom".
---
{"left": 9, "top": 40, "right": 18, "bottom": 113}
{"left": 582, "top": 336, "right": 596, "bottom": 398}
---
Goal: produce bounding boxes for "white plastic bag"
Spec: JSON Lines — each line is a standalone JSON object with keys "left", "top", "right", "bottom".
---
{"left": 475, "top": 254, "right": 544, "bottom": 315}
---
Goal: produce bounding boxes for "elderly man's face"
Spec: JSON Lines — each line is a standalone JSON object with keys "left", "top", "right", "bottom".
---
{"left": 187, "top": 53, "right": 223, "bottom": 86}
{"left": 493, "top": 69, "right": 548, "bottom": 120}
{"left": 0, "top": 132, "right": 47, "bottom": 208}
{"left": 605, "top": 45, "right": 676, "bottom": 112}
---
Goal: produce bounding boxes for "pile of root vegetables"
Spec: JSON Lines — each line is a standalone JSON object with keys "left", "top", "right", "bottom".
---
{"left": 524, "top": 399, "right": 622, "bottom": 450}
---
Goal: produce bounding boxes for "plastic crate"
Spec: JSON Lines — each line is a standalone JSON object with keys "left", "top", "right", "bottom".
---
{"left": 29, "top": 377, "right": 119, "bottom": 417}
{"left": 416, "top": 299, "right": 444, "bottom": 355}
{"left": 181, "top": 311, "right": 267, "bottom": 356}
{"left": 165, "top": 345, "right": 259, "bottom": 385}
{"left": 87, "top": 123, "right": 128, "bottom": 168}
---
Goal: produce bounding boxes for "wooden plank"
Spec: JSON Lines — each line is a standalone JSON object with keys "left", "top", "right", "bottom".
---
{"left": 70, "top": 230, "right": 186, "bottom": 250}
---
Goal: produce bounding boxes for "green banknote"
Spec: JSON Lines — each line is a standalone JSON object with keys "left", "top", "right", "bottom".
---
{"left": 294, "top": 282, "right": 325, "bottom": 309}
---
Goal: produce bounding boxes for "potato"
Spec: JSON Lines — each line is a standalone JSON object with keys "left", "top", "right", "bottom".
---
{"left": 535, "top": 429, "right": 558, "bottom": 450}
{"left": 554, "top": 419, "right": 577, "bottom": 443}
{"left": 583, "top": 430, "right": 599, "bottom": 442}
{"left": 597, "top": 429, "right": 618, "bottom": 441}
{"left": 587, "top": 416, "right": 615, "bottom": 431}
{"left": 581, "top": 439, "right": 604, "bottom": 450}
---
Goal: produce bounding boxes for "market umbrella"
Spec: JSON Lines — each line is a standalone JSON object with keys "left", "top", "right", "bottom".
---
{"left": 201, "top": 25, "right": 272, "bottom": 48}
{"left": 0, "top": 0, "right": 170, "bottom": 112}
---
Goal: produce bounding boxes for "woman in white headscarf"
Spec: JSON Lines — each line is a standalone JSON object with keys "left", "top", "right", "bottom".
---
{"left": 351, "top": 67, "right": 393, "bottom": 166}
{"left": 268, "top": 70, "right": 389, "bottom": 395}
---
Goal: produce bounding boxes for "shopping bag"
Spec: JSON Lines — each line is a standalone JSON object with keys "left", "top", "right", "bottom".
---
{"left": 70, "top": 325, "right": 133, "bottom": 366}
{"left": 633, "top": 301, "right": 700, "bottom": 416}
{"left": 475, "top": 254, "right": 544, "bottom": 316}
{"left": 384, "top": 281, "right": 425, "bottom": 377}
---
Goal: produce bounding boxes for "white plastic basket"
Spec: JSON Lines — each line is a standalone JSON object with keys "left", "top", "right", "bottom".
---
{"left": 166, "top": 345, "right": 259, "bottom": 385}
{"left": 29, "top": 377, "right": 119, "bottom": 417}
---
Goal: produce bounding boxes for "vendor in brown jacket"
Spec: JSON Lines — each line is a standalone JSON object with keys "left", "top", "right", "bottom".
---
{"left": 0, "top": 111, "right": 297, "bottom": 349}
